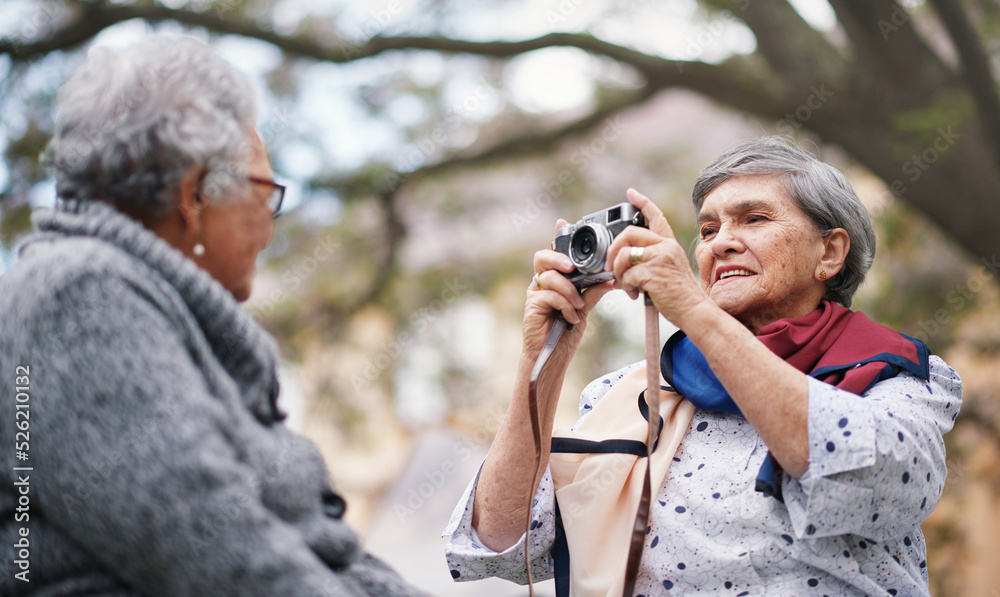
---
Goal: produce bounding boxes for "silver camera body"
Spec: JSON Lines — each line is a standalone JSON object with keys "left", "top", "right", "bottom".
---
{"left": 553, "top": 202, "right": 647, "bottom": 290}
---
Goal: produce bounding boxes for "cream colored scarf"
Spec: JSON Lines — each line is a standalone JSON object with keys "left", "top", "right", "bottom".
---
{"left": 549, "top": 364, "right": 695, "bottom": 597}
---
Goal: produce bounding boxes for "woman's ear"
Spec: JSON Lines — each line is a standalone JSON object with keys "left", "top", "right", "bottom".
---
{"left": 819, "top": 228, "right": 850, "bottom": 279}
{"left": 176, "top": 165, "right": 207, "bottom": 232}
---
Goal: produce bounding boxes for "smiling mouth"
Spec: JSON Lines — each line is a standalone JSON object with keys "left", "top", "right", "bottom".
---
{"left": 716, "top": 268, "right": 756, "bottom": 282}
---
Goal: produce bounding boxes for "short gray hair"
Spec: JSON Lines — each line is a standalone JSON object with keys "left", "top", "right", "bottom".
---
{"left": 43, "top": 34, "right": 257, "bottom": 218}
{"left": 692, "top": 136, "right": 876, "bottom": 307}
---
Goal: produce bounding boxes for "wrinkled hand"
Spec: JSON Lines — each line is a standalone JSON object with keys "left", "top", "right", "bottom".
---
{"left": 522, "top": 219, "right": 614, "bottom": 358}
{"left": 605, "top": 188, "right": 712, "bottom": 328}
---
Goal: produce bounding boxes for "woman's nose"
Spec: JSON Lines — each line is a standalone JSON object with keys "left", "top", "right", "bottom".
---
{"left": 711, "top": 224, "right": 745, "bottom": 257}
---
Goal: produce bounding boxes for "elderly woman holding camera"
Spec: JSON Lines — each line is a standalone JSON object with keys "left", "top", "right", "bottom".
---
{"left": 0, "top": 36, "right": 424, "bottom": 596}
{"left": 445, "top": 138, "right": 961, "bottom": 596}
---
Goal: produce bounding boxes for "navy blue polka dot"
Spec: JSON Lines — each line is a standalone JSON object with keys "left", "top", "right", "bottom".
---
{"left": 902, "top": 472, "right": 910, "bottom": 484}
{"left": 873, "top": 513, "right": 879, "bottom": 522}
{"left": 450, "top": 569, "right": 460, "bottom": 579}
{"left": 904, "top": 536, "right": 911, "bottom": 546}
{"left": 838, "top": 417, "right": 849, "bottom": 428}
{"left": 806, "top": 524, "right": 817, "bottom": 535}
{"left": 826, "top": 441, "right": 836, "bottom": 452}
{"left": 677, "top": 562, "right": 686, "bottom": 570}
{"left": 781, "top": 534, "right": 794, "bottom": 545}
{"left": 651, "top": 536, "right": 659, "bottom": 548}
{"left": 712, "top": 492, "right": 721, "bottom": 499}
{"left": 898, "top": 431, "right": 905, "bottom": 442}
{"left": 808, "top": 578, "right": 819, "bottom": 587}
{"left": 697, "top": 421, "right": 708, "bottom": 432}
{"left": 675, "top": 506, "right": 686, "bottom": 513}
{"left": 725, "top": 581, "right": 733, "bottom": 589}
{"left": 663, "top": 579, "right": 674, "bottom": 589}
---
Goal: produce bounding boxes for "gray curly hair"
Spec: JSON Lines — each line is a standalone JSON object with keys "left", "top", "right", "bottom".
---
{"left": 692, "top": 136, "right": 876, "bottom": 307}
{"left": 43, "top": 34, "right": 257, "bottom": 218}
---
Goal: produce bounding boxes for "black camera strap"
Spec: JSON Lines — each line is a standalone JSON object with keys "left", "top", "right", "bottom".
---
{"left": 524, "top": 293, "right": 662, "bottom": 597}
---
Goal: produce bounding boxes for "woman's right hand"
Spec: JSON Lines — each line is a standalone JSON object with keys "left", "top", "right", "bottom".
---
{"left": 522, "top": 219, "right": 614, "bottom": 359}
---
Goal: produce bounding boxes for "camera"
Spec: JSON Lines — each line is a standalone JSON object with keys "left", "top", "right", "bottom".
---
{"left": 553, "top": 202, "right": 647, "bottom": 290}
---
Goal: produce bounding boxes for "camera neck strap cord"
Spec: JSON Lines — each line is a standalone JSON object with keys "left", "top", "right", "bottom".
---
{"left": 525, "top": 313, "right": 571, "bottom": 596}
{"left": 524, "top": 293, "right": 662, "bottom": 597}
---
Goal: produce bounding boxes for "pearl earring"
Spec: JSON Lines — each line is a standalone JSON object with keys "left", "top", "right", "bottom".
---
{"left": 193, "top": 243, "right": 205, "bottom": 256}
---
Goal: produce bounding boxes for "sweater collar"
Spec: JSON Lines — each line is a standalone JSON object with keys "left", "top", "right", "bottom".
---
{"left": 25, "top": 200, "right": 282, "bottom": 421}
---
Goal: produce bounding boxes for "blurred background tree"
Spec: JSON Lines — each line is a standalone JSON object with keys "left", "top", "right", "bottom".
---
{"left": 2, "top": 1, "right": 999, "bottom": 594}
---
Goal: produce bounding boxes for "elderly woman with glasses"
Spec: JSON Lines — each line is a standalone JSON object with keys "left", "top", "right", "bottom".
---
{"left": 445, "top": 138, "right": 962, "bottom": 596}
{"left": 0, "top": 35, "right": 425, "bottom": 597}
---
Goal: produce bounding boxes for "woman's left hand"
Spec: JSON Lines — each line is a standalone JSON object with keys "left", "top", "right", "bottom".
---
{"left": 606, "top": 188, "right": 711, "bottom": 327}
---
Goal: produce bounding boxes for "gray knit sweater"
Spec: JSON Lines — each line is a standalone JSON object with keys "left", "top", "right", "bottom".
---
{"left": 0, "top": 201, "right": 426, "bottom": 597}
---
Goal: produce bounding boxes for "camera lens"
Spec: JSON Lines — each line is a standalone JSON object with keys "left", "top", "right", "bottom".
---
{"left": 574, "top": 229, "right": 596, "bottom": 259}
{"left": 570, "top": 224, "right": 611, "bottom": 274}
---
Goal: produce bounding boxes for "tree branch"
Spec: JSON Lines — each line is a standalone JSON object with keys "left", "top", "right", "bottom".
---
{"left": 1, "top": 1, "right": 672, "bottom": 81}
{"left": 705, "top": 0, "right": 846, "bottom": 92}
{"left": 309, "top": 86, "right": 660, "bottom": 199}
{"left": 928, "top": 0, "right": 1000, "bottom": 172}
{"left": 826, "top": 0, "right": 955, "bottom": 108}
{"left": 310, "top": 54, "right": 784, "bottom": 199}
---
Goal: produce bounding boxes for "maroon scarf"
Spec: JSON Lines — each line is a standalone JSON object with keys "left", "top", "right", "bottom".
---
{"left": 661, "top": 301, "right": 930, "bottom": 498}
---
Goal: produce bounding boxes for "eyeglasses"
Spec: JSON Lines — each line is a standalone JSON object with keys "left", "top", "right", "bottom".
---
{"left": 195, "top": 173, "right": 286, "bottom": 217}
{"left": 246, "top": 176, "right": 286, "bottom": 217}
